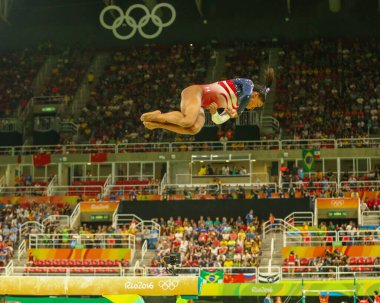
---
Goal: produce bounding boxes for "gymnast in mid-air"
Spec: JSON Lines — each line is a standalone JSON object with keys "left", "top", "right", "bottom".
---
{"left": 141, "top": 68, "right": 274, "bottom": 135}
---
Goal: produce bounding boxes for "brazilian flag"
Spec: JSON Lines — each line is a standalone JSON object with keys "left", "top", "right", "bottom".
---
{"left": 302, "top": 149, "right": 315, "bottom": 172}
{"left": 200, "top": 269, "right": 224, "bottom": 283}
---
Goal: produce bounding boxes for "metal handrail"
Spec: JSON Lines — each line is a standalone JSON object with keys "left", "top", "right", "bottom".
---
{"left": 284, "top": 212, "right": 314, "bottom": 227}
{"left": 0, "top": 137, "right": 379, "bottom": 156}
{"left": 141, "top": 240, "right": 148, "bottom": 261}
{"left": 340, "top": 180, "right": 380, "bottom": 190}
{"left": 42, "top": 215, "right": 70, "bottom": 229}
{"left": 1, "top": 264, "right": 380, "bottom": 279}
{"left": 0, "top": 185, "right": 49, "bottom": 197}
{"left": 50, "top": 185, "right": 103, "bottom": 196}
{"left": 102, "top": 174, "right": 112, "bottom": 197}
{"left": 28, "top": 233, "right": 136, "bottom": 249}
{"left": 114, "top": 214, "right": 144, "bottom": 229}
{"left": 70, "top": 203, "right": 81, "bottom": 229}
{"left": 18, "top": 221, "right": 45, "bottom": 242}
{"left": 17, "top": 240, "right": 27, "bottom": 262}
{"left": 136, "top": 220, "right": 161, "bottom": 240}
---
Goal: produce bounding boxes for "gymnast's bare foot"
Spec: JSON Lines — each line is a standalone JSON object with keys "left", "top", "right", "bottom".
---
{"left": 143, "top": 122, "right": 161, "bottom": 130}
{"left": 140, "top": 110, "right": 161, "bottom": 122}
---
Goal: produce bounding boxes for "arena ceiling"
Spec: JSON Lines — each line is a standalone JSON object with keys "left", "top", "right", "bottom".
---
{"left": 0, "top": 0, "right": 379, "bottom": 49}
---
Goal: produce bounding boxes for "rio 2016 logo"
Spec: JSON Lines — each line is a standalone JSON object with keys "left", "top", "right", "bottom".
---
{"left": 124, "top": 281, "right": 154, "bottom": 289}
{"left": 99, "top": 3, "right": 176, "bottom": 40}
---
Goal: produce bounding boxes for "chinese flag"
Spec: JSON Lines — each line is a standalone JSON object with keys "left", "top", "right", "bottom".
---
{"left": 90, "top": 152, "right": 108, "bottom": 163}
{"left": 32, "top": 154, "right": 51, "bottom": 166}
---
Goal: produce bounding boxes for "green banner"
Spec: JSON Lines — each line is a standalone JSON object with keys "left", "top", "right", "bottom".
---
{"left": 200, "top": 280, "right": 378, "bottom": 296}
{"left": 302, "top": 149, "right": 315, "bottom": 172}
{"left": 5, "top": 298, "right": 110, "bottom": 303}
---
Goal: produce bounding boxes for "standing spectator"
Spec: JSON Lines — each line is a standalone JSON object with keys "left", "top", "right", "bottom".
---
{"left": 198, "top": 165, "right": 207, "bottom": 176}
{"left": 87, "top": 71, "right": 94, "bottom": 85}
{"left": 264, "top": 293, "right": 272, "bottom": 303}
{"left": 288, "top": 251, "right": 296, "bottom": 275}
{"left": 361, "top": 200, "right": 369, "bottom": 213}
{"left": 239, "top": 166, "right": 247, "bottom": 175}
{"left": 245, "top": 209, "right": 254, "bottom": 224}
{"left": 288, "top": 184, "right": 296, "bottom": 198}
{"left": 374, "top": 291, "right": 380, "bottom": 303}
{"left": 206, "top": 164, "right": 214, "bottom": 175}
{"left": 222, "top": 165, "right": 230, "bottom": 176}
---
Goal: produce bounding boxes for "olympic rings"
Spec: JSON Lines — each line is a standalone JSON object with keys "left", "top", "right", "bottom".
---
{"left": 158, "top": 280, "right": 179, "bottom": 291}
{"left": 99, "top": 3, "right": 176, "bottom": 40}
{"left": 330, "top": 200, "right": 345, "bottom": 207}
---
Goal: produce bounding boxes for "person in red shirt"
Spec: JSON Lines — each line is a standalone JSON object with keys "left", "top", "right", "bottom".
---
{"left": 319, "top": 292, "right": 329, "bottom": 303}
{"left": 374, "top": 291, "right": 380, "bottom": 303}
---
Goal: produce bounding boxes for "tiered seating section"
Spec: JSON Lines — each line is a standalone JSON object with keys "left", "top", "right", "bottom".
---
{"left": 222, "top": 41, "right": 264, "bottom": 80}
{"left": 68, "top": 180, "right": 105, "bottom": 196}
{"left": 0, "top": 48, "right": 46, "bottom": 117}
{"left": 77, "top": 44, "right": 212, "bottom": 144}
{"left": 111, "top": 179, "right": 152, "bottom": 196}
{"left": 282, "top": 256, "right": 377, "bottom": 273}
{"left": 151, "top": 215, "right": 262, "bottom": 267}
{"left": 274, "top": 39, "right": 380, "bottom": 139}
{"left": 42, "top": 48, "right": 94, "bottom": 101}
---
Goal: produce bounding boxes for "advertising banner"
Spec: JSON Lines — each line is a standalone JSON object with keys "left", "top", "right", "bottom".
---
{"left": 80, "top": 201, "right": 119, "bottom": 213}
{"left": 316, "top": 198, "right": 359, "bottom": 209}
{"left": 200, "top": 280, "right": 378, "bottom": 296}
{"left": 5, "top": 297, "right": 110, "bottom": 303}
{"left": 282, "top": 245, "right": 380, "bottom": 258}
{"left": 28, "top": 248, "right": 131, "bottom": 261}
{"left": 0, "top": 276, "right": 199, "bottom": 296}
{"left": 0, "top": 196, "right": 87, "bottom": 206}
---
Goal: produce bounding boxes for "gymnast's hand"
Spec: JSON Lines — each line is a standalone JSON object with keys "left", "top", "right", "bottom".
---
{"left": 208, "top": 102, "right": 218, "bottom": 114}
{"left": 225, "top": 108, "right": 238, "bottom": 118}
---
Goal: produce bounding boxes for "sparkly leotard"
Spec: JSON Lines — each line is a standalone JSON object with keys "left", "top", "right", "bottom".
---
{"left": 200, "top": 78, "right": 254, "bottom": 115}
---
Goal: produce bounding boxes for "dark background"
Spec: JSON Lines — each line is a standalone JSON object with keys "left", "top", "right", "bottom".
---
{"left": 0, "top": 0, "right": 379, "bottom": 49}
{"left": 118, "top": 198, "right": 311, "bottom": 220}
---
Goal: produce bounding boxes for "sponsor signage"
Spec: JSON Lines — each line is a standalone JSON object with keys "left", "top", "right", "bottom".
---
{"left": 41, "top": 106, "right": 56, "bottom": 113}
{"left": 0, "top": 276, "right": 198, "bottom": 295}
{"left": 201, "top": 280, "right": 379, "bottom": 296}
{"left": 328, "top": 211, "right": 347, "bottom": 217}
{"left": 90, "top": 214, "right": 110, "bottom": 221}
{"left": 80, "top": 202, "right": 119, "bottom": 213}
{"left": 317, "top": 198, "right": 359, "bottom": 209}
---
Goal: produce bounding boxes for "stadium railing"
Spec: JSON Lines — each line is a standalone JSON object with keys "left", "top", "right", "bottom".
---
{"left": 262, "top": 218, "right": 297, "bottom": 242}
{"left": 0, "top": 137, "right": 379, "bottom": 156}
{"left": 284, "top": 212, "right": 314, "bottom": 227}
{"left": 1, "top": 265, "right": 378, "bottom": 279}
{"left": 0, "top": 185, "right": 48, "bottom": 196}
{"left": 281, "top": 265, "right": 338, "bottom": 280}
{"left": 19, "top": 221, "right": 45, "bottom": 241}
{"left": 42, "top": 215, "right": 70, "bottom": 229}
{"left": 337, "top": 230, "right": 380, "bottom": 245}
{"left": 340, "top": 180, "right": 380, "bottom": 191}
{"left": 280, "top": 182, "right": 338, "bottom": 193}
{"left": 283, "top": 230, "right": 380, "bottom": 247}
{"left": 28, "top": 233, "right": 136, "bottom": 250}
{"left": 107, "top": 184, "right": 160, "bottom": 196}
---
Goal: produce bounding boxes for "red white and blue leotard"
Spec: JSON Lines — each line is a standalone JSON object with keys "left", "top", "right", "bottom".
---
{"left": 200, "top": 78, "right": 254, "bottom": 115}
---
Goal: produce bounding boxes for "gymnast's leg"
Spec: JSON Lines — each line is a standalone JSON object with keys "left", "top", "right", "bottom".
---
{"left": 140, "top": 85, "right": 202, "bottom": 128}
{"left": 143, "top": 110, "right": 205, "bottom": 135}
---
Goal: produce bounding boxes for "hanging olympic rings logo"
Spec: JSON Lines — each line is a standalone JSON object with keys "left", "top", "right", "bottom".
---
{"left": 99, "top": 3, "right": 176, "bottom": 40}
